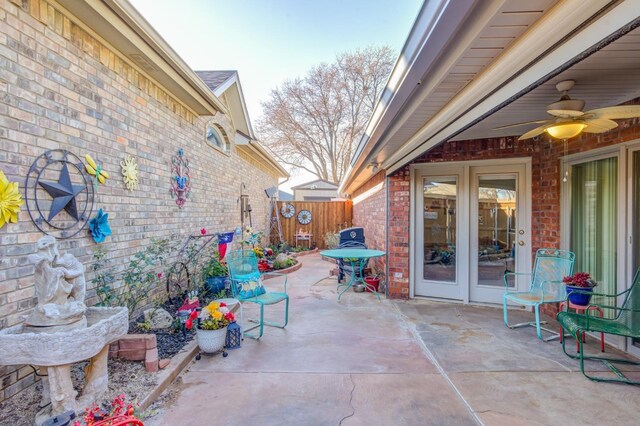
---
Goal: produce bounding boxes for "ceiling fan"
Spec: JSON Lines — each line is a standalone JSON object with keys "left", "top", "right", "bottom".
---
{"left": 494, "top": 80, "right": 640, "bottom": 140}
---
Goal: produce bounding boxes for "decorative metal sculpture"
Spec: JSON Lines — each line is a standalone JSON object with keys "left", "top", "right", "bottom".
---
{"left": 297, "top": 209, "right": 312, "bottom": 225}
{"left": 280, "top": 202, "right": 295, "bottom": 218}
{"left": 84, "top": 154, "right": 109, "bottom": 191}
{"left": 88, "top": 208, "right": 112, "bottom": 243}
{"left": 25, "top": 150, "right": 94, "bottom": 239}
{"left": 170, "top": 148, "right": 191, "bottom": 208}
{"left": 120, "top": 154, "right": 138, "bottom": 191}
{"left": 0, "top": 169, "right": 23, "bottom": 229}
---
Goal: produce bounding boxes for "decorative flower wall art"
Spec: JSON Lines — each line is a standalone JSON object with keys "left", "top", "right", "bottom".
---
{"left": 170, "top": 148, "right": 191, "bottom": 208}
{"left": 89, "top": 208, "right": 112, "bottom": 243}
{"left": 85, "top": 154, "right": 109, "bottom": 191}
{"left": 0, "top": 169, "right": 23, "bottom": 229}
{"left": 120, "top": 154, "right": 138, "bottom": 191}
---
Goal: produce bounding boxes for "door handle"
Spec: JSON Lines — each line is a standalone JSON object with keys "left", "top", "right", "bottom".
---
{"left": 518, "top": 241, "right": 525, "bottom": 246}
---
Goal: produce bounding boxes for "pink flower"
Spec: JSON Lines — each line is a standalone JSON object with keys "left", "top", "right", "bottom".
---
{"left": 157, "top": 272, "right": 163, "bottom": 279}
{"left": 200, "top": 228, "right": 207, "bottom": 235}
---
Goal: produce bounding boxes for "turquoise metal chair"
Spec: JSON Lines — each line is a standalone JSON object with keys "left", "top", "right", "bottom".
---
{"left": 503, "top": 248, "right": 575, "bottom": 340}
{"left": 558, "top": 268, "right": 640, "bottom": 385}
{"left": 226, "top": 250, "right": 289, "bottom": 339}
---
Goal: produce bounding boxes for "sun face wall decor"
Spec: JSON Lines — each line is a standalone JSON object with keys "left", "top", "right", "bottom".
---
{"left": 121, "top": 155, "right": 138, "bottom": 191}
{"left": 0, "top": 169, "right": 23, "bottom": 229}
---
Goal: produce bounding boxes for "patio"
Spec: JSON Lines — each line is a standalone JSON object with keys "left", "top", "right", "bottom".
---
{"left": 148, "top": 254, "right": 640, "bottom": 425}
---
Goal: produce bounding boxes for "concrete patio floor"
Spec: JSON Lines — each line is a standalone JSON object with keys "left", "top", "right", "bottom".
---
{"left": 147, "top": 254, "right": 640, "bottom": 426}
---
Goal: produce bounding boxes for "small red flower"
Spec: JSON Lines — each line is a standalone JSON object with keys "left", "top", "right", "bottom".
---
{"left": 224, "top": 312, "right": 235, "bottom": 321}
{"left": 219, "top": 302, "right": 227, "bottom": 307}
{"left": 157, "top": 272, "right": 163, "bottom": 279}
{"left": 200, "top": 228, "right": 207, "bottom": 235}
{"left": 185, "top": 319, "right": 193, "bottom": 330}
{"left": 189, "top": 310, "right": 199, "bottom": 320}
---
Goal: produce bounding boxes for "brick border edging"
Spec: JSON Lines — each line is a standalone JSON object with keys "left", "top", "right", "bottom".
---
{"left": 291, "top": 248, "right": 318, "bottom": 257}
{"left": 262, "top": 261, "right": 302, "bottom": 280}
{"left": 138, "top": 339, "right": 199, "bottom": 412}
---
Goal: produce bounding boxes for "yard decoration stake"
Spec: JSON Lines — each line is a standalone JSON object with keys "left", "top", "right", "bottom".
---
{"left": 170, "top": 148, "right": 191, "bottom": 208}
{"left": 0, "top": 169, "right": 23, "bottom": 228}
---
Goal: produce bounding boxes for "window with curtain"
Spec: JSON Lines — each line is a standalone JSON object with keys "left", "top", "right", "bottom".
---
{"left": 570, "top": 157, "right": 617, "bottom": 317}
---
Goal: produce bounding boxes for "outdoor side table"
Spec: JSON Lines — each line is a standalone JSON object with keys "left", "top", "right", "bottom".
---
{"left": 558, "top": 300, "right": 605, "bottom": 353}
{"left": 320, "top": 248, "right": 386, "bottom": 301}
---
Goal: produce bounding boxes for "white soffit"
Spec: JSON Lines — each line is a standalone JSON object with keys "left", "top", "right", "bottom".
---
{"left": 455, "top": 26, "right": 640, "bottom": 140}
{"left": 383, "top": 0, "right": 640, "bottom": 174}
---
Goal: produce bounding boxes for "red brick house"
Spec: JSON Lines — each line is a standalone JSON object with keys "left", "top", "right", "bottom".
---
{"left": 341, "top": 0, "right": 640, "bottom": 356}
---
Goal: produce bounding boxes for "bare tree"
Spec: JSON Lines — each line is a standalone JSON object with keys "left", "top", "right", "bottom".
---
{"left": 258, "top": 46, "right": 395, "bottom": 183}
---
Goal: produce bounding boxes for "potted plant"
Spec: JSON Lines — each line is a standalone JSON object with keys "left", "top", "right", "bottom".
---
{"left": 364, "top": 264, "right": 382, "bottom": 293}
{"left": 186, "top": 301, "right": 235, "bottom": 353}
{"left": 563, "top": 272, "right": 597, "bottom": 305}
{"left": 202, "top": 251, "right": 228, "bottom": 295}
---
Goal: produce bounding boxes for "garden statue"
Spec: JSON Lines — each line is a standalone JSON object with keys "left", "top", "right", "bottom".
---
{"left": 24, "top": 236, "right": 87, "bottom": 331}
{"left": 0, "top": 236, "right": 129, "bottom": 425}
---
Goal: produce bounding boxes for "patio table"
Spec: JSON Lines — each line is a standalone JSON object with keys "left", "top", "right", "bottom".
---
{"left": 321, "top": 248, "right": 385, "bottom": 301}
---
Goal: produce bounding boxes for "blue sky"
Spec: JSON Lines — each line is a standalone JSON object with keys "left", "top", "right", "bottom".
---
{"left": 129, "top": 0, "right": 422, "bottom": 188}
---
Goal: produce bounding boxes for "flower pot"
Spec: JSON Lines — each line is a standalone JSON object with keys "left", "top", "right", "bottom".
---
{"left": 566, "top": 285, "right": 593, "bottom": 306}
{"left": 205, "top": 276, "right": 227, "bottom": 294}
{"left": 196, "top": 326, "right": 227, "bottom": 353}
{"left": 364, "top": 276, "right": 380, "bottom": 293}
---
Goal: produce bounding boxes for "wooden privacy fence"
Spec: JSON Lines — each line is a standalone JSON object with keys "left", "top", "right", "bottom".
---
{"left": 277, "top": 201, "right": 352, "bottom": 249}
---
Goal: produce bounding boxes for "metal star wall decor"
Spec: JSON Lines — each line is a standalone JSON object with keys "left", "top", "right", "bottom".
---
{"left": 25, "top": 149, "right": 94, "bottom": 238}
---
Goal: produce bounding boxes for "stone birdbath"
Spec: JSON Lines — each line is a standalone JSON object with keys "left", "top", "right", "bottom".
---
{"left": 0, "top": 236, "right": 128, "bottom": 425}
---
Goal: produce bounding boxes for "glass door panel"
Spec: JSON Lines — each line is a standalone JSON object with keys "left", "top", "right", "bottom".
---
{"left": 476, "top": 177, "right": 516, "bottom": 287}
{"left": 570, "top": 157, "right": 617, "bottom": 318}
{"left": 423, "top": 178, "right": 457, "bottom": 283}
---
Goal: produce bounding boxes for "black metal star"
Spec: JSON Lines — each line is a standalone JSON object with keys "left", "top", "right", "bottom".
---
{"left": 38, "top": 163, "right": 86, "bottom": 222}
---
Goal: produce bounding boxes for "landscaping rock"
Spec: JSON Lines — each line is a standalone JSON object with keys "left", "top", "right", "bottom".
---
{"left": 275, "top": 253, "right": 289, "bottom": 263}
{"left": 143, "top": 308, "right": 174, "bottom": 330}
{"left": 158, "top": 359, "right": 171, "bottom": 369}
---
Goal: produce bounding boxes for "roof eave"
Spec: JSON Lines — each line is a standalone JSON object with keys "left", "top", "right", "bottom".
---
{"left": 57, "top": 0, "right": 228, "bottom": 116}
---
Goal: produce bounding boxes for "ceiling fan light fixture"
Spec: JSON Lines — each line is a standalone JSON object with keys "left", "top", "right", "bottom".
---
{"left": 545, "top": 123, "right": 586, "bottom": 139}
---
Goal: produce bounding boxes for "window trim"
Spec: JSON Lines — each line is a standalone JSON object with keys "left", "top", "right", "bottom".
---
{"left": 205, "top": 122, "right": 231, "bottom": 155}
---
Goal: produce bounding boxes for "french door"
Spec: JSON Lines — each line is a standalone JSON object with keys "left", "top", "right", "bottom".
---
{"left": 414, "top": 161, "right": 531, "bottom": 303}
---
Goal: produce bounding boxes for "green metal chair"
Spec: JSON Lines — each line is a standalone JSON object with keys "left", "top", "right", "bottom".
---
{"left": 557, "top": 268, "right": 640, "bottom": 385}
{"left": 503, "top": 248, "right": 575, "bottom": 340}
{"left": 226, "top": 250, "right": 289, "bottom": 340}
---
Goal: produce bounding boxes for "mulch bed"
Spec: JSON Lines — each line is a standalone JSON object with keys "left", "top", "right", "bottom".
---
{"left": 129, "top": 317, "right": 195, "bottom": 360}
{"left": 0, "top": 360, "right": 157, "bottom": 426}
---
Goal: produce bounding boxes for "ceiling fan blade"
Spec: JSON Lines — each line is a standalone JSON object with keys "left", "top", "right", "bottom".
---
{"left": 518, "top": 124, "right": 548, "bottom": 140}
{"left": 586, "top": 105, "right": 640, "bottom": 120}
{"left": 582, "top": 118, "right": 619, "bottom": 133}
{"left": 547, "top": 109, "right": 584, "bottom": 118}
{"left": 493, "top": 119, "right": 549, "bottom": 130}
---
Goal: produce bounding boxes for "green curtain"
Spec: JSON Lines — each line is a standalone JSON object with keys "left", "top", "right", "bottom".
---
{"left": 570, "top": 157, "right": 617, "bottom": 317}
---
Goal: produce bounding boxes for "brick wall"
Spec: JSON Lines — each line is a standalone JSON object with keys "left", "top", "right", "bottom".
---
{"left": 355, "top": 114, "right": 640, "bottom": 302}
{"left": 0, "top": 0, "right": 279, "bottom": 401}
{"left": 352, "top": 171, "right": 386, "bottom": 282}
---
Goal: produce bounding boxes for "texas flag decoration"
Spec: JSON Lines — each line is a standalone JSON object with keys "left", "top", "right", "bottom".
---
{"left": 218, "top": 231, "right": 234, "bottom": 260}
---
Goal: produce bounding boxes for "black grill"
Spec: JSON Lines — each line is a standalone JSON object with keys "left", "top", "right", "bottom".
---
{"left": 337, "top": 227, "right": 367, "bottom": 283}
{"left": 338, "top": 227, "right": 365, "bottom": 245}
